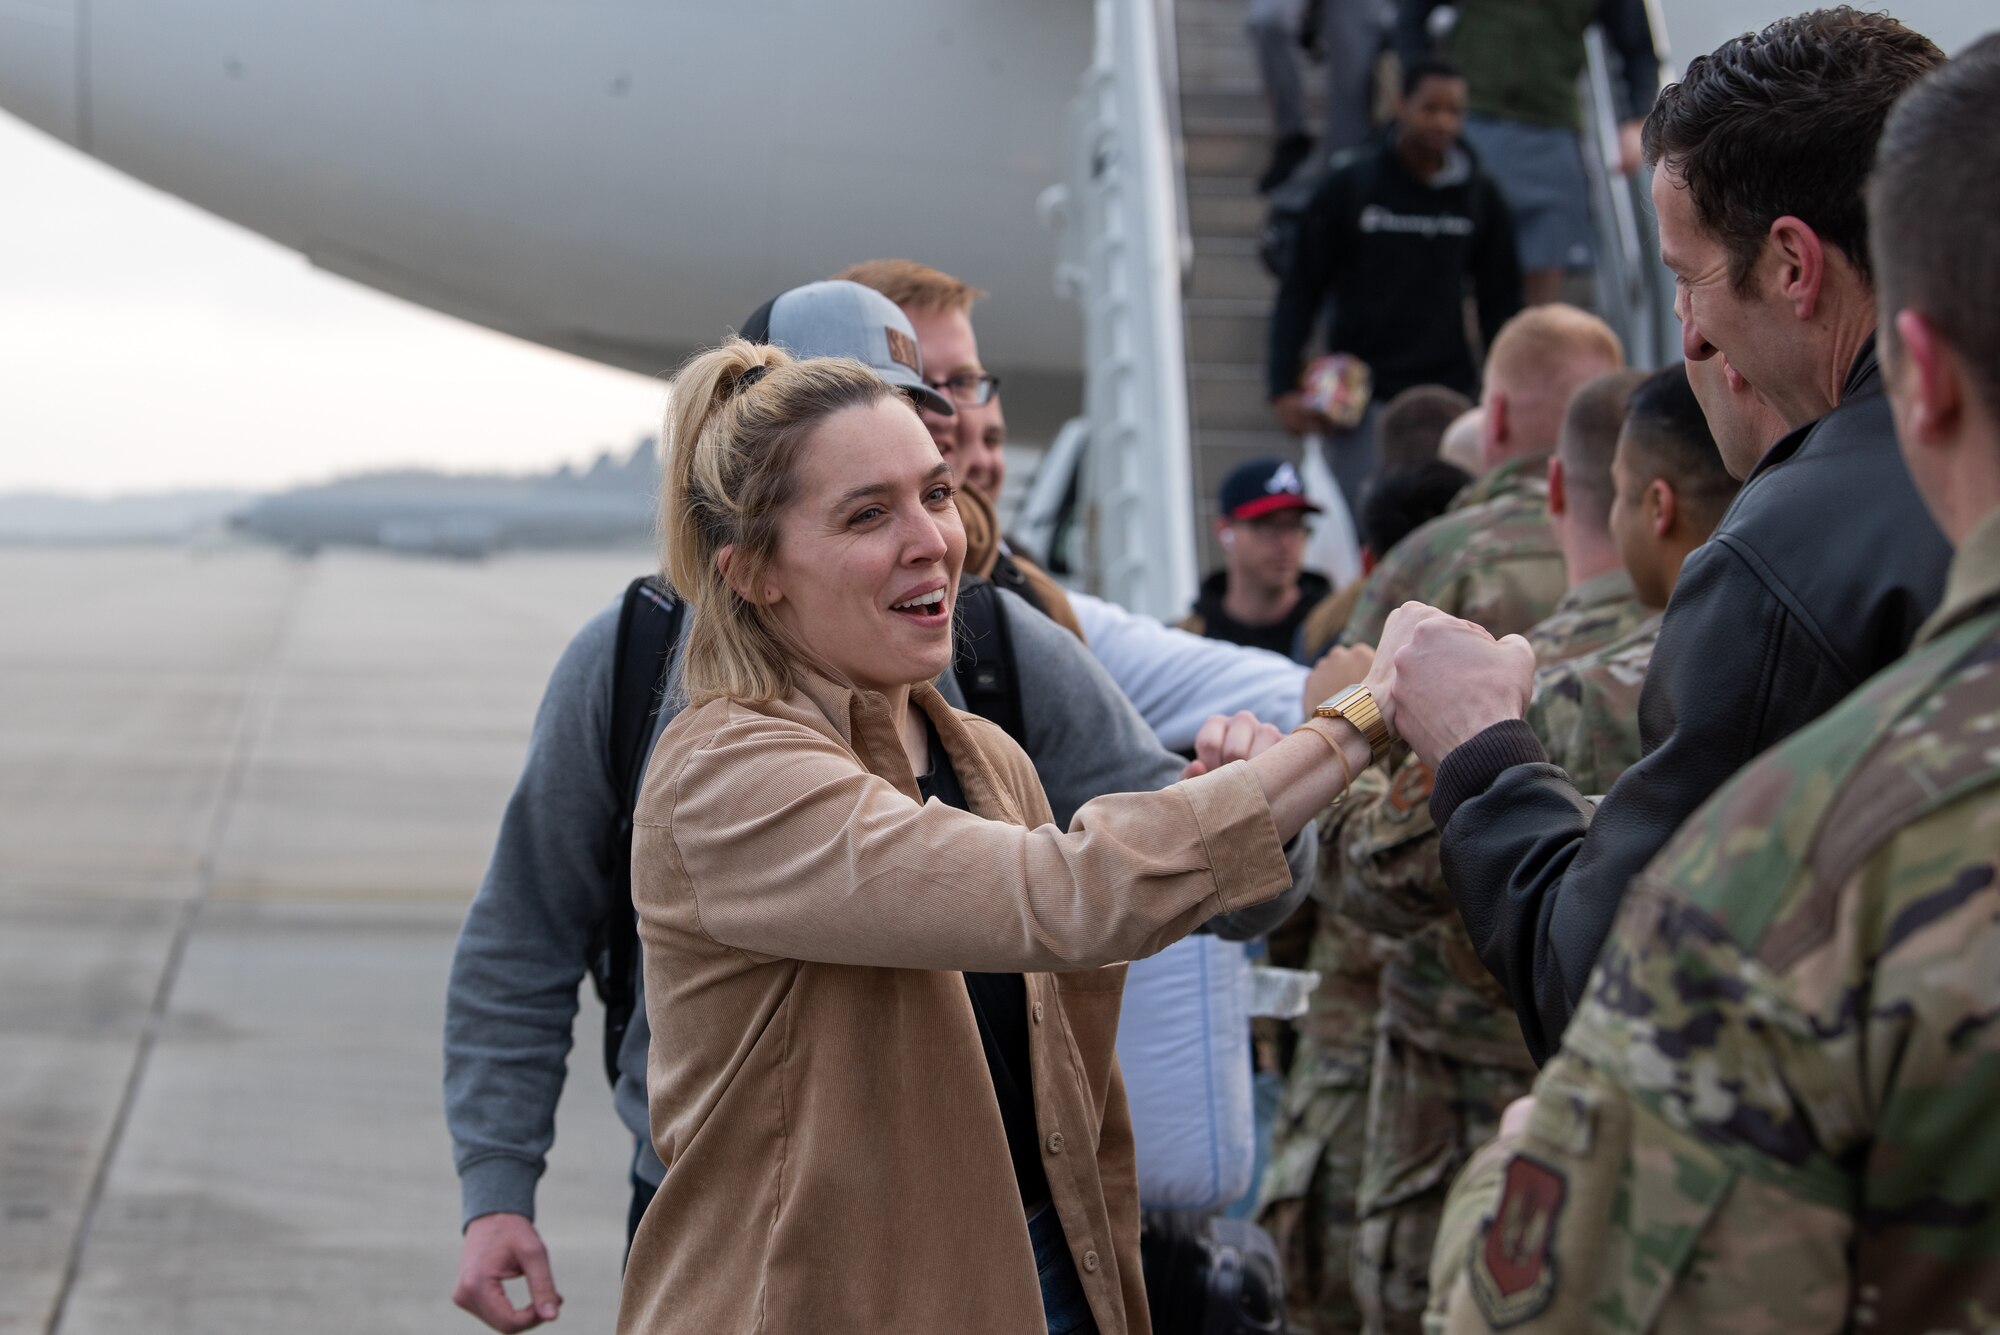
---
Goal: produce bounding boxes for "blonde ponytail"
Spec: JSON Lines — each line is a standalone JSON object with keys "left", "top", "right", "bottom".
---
{"left": 660, "top": 339, "right": 899, "bottom": 706}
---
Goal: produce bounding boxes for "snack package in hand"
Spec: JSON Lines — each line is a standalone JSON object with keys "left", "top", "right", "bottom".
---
{"left": 1300, "top": 353, "right": 1373, "bottom": 430}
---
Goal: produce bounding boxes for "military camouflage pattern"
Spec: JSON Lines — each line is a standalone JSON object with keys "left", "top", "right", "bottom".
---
{"left": 1527, "top": 615, "right": 1659, "bottom": 799}
{"left": 1343, "top": 456, "right": 1567, "bottom": 648}
{"left": 1328, "top": 575, "right": 1651, "bottom": 1333}
{"left": 1429, "top": 526, "right": 2000, "bottom": 1334}
{"left": 1354, "top": 1031, "right": 1531, "bottom": 1335}
{"left": 1260, "top": 847, "right": 1391, "bottom": 1335}
{"left": 1334, "top": 761, "right": 1530, "bottom": 1070}
{"left": 1522, "top": 569, "right": 1650, "bottom": 669}
{"left": 1422, "top": 1132, "right": 1515, "bottom": 1335}
{"left": 1311, "top": 752, "right": 1529, "bottom": 1335}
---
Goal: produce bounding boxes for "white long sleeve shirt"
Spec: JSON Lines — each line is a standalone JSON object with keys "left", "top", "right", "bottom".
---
{"left": 1069, "top": 591, "right": 1310, "bottom": 751}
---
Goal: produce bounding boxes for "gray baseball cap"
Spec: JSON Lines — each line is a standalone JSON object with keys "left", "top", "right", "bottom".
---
{"left": 737, "top": 280, "right": 954, "bottom": 416}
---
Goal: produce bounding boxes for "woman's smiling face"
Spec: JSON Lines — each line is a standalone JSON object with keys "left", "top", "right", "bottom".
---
{"left": 760, "top": 397, "right": 966, "bottom": 696}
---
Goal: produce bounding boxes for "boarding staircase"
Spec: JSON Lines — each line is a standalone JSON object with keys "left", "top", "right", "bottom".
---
{"left": 1172, "top": 1, "right": 1309, "bottom": 575}
{"left": 1038, "top": 0, "right": 1675, "bottom": 619}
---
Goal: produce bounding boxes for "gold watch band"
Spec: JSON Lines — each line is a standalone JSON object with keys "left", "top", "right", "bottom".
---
{"left": 1316, "top": 685, "right": 1391, "bottom": 768}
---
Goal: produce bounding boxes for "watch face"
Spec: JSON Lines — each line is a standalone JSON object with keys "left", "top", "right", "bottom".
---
{"left": 1326, "top": 684, "right": 1366, "bottom": 711}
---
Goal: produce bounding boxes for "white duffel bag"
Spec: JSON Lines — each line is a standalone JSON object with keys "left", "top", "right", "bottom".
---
{"left": 1113, "top": 934, "right": 1255, "bottom": 1211}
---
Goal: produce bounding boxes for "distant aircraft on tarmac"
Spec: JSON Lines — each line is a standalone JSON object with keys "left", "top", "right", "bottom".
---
{"left": 228, "top": 446, "right": 659, "bottom": 558}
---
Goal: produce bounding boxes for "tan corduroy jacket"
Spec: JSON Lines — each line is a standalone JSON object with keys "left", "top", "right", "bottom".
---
{"left": 619, "top": 672, "right": 1292, "bottom": 1334}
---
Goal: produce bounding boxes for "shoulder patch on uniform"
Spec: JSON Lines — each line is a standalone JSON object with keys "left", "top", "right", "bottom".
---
{"left": 1470, "top": 1153, "right": 1566, "bottom": 1328}
{"left": 1388, "top": 759, "right": 1434, "bottom": 814}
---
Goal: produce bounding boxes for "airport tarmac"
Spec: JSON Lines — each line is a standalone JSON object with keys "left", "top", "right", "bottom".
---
{"left": 1, "top": 545, "right": 649, "bottom": 1334}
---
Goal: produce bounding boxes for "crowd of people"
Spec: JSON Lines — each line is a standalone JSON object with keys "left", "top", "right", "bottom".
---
{"left": 442, "top": 8, "right": 2000, "bottom": 1334}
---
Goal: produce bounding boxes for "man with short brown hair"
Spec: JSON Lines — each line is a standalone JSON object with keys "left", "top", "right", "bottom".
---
{"left": 1373, "top": 8, "right": 1953, "bottom": 1064}
{"left": 1430, "top": 37, "right": 2000, "bottom": 1330}
{"left": 833, "top": 259, "right": 1005, "bottom": 503}
{"left": 1339, "top": 304, "right": 1623, "bottom": 651}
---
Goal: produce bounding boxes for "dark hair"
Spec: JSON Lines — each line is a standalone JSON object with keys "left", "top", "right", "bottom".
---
{"left": 1360, "top": 459, "right": 1471, "bottom": 555}
{"left": 1870, "top": 34, "right": 2000, "bottom": 420}
{"left": 1377, "top": 384, "right": 1474, "bottom": 473}
{"left": 1641, "top": 8, "right": 1943, "bottom": 286}
{"left": 1621, "top": 364, "right": 1741, "bottom": 531}
{"left": 1558, "top": 370, "right": 1648, "bottom": 528}
{"left": 1402, "top": 56, "right": 1464, "bottom": 99}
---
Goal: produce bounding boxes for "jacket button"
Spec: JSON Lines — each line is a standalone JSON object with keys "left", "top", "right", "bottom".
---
{"left": 1046, "top": 1132, "right": 1065, "bottom": 1155}
{"left": 1032, "top": 1001, "right": 1045, "bottom": 1023}
{"left": 1082, "top": 1250, "right": 1100, "bottom": 1273}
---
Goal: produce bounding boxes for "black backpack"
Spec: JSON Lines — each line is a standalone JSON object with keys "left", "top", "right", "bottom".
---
{"left": 1140, "top": 1212, "right": 1288, "bottom": 1335}
{"left": 585, "top": 572, "right": 1025, "bottom": 1084}
{"left": 1258, "top": 148, "right": 1368, "bottom": 280}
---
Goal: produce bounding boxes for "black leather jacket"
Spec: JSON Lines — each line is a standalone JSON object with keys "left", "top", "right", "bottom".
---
{"left": 1429, "top": 338, "right": 1952, "bottom": 1063}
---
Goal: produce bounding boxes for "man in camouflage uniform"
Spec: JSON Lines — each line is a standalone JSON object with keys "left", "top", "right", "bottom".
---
{"left": 1527, "top": 364, "right": 1745, "bottom": 795}
{"left": 1264, "top": 309, "right": 1624, "bottom": 1327}
{"left": 1419, "top": 38, "right": 1999, "bottom": 1329}
{"left": 1256, "top": 889, "right": 1389, "bottom": 1333}
{"left": 1342, "top": 305, "right": 1625, "bottom": 649}
{"left": 1516, "top": 370, "right": 1654, "bottom": 670}
{"left": 1327, "top": 363, "right": 1645, "bottom": 1334}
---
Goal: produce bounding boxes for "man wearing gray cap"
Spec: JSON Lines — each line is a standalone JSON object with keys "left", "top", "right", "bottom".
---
{"left": 443, "top": 280, "right": 1316, "bottom": 1332}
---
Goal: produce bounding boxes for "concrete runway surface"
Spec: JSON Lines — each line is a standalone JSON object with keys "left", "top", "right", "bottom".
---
{"left": 1, "top": 546, "right": 650, "bottom": 1334}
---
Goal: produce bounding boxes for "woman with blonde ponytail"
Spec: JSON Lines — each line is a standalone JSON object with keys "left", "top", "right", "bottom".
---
{"left": 621, "top": 339, "right": 1383, "bottom": 1335}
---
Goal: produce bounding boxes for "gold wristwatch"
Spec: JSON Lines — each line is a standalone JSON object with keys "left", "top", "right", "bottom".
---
{"left": 1314, "top": 683, "right": 1391, "bottom": 769}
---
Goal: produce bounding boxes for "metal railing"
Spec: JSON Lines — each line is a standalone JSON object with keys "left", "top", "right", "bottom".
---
{"left": 1580, "top": 12, "right": 1678, "bottom": 367}
{"left": 1039, "top": 0, "right": 1198, "bottom": 621}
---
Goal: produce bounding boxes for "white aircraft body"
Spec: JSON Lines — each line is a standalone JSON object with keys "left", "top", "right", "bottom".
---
{"left": 0, "top": 0, "right": 1094, "bottom": 440}
{"left": 0, "top": 0, "right": 1985, "bottom": 547}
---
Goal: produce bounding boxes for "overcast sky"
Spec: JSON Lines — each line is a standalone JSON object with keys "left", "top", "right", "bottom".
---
{"left": 0, "top": 112, "right": 667, "bottom": 499}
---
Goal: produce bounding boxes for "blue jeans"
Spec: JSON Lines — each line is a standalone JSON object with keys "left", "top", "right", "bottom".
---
{"left": 1029, "top": 1203, "right": 1100, "bottom": 1335}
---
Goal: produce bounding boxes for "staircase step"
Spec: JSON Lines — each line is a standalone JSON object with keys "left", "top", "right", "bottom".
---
{"left": 1194, "top": 232, "right": 1261, "bottom": 257}
{"left": 1187, "top": 245, "right": 1276, "bottom": 302}
{"left": 1187, "top": 306, "right": 1271, "bottom": 363}
{"left": 1183, "top": 127, "right": 1273, "bottom": 178}
{"left": 1189, "top": 363, "right": 1283, "bottom": 431}
{"left": 1176, "top": 41, "right": 1262, "bottom": 87}
{"left": 1189, "top": 189, "right": 1269, "bottom": 236}
{"left": 1181, "top": 89, "right": 1275, "bottom": 123}
{"left": 1187, "top": 294, "right": 1272, "bottom": 317}
{"left": 1184, "top": 112, "right": 1273, "bottom": 137}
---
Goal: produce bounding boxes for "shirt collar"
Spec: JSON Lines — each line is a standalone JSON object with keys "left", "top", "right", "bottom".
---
{"left": 792, "top": 669, "right": 1025, "bottom": 823}
{"left": 1919, "top": 507, "right": 2000, "bottom": 645}
{"left": 1556, "top": 568, "right": 1635, "bottom": 616}
{"left": 1451, "top": 453, "right": 1551, "bottom": 511}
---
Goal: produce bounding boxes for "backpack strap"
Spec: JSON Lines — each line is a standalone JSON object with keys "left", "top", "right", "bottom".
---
{"left": 987, "top": 550, "right": 1049, "bottom": 619}
{"left": 592, "top": 575, "right": 684, "bottom": 1088}
{"left": 953, "top": 577, "right": 1027, "bottom": 748}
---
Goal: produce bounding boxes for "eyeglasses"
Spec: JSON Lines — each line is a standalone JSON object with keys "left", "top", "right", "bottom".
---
{"left": 924, "top": 372, "right": 1002, "bottom": 407}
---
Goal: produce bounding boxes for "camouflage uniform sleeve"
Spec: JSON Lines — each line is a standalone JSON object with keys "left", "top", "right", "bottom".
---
{"left": 1526, "top": 622, "right": 1657, "bottom": 800}
{"left": 1441, "top": 801, "right": 2000, "bottom": 1333}
{"left": 1342, "top": 540, "right": 1432, "bottom": 647}
{"left": 1523, "top": 664, "right": 1588, "bottom": 786}
{"left": 1329, "top": 756, "right": 1451, "bottom": 938}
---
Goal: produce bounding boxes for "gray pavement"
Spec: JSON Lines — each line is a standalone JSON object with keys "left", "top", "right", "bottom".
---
{"left": 1, "top": 546, "right": 648, "bottom": 1334}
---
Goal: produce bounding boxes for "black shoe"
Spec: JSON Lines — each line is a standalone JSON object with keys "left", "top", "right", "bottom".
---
{"left": 1258, "top": 133, "right": 1314, "bottom": 194}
